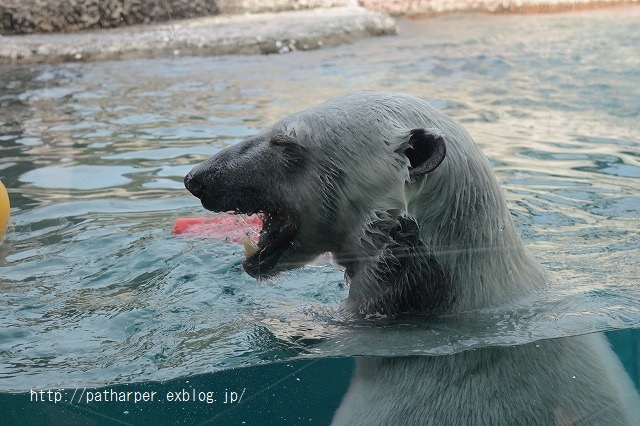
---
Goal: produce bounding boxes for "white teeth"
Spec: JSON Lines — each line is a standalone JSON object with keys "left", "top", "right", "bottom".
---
{"left": 243, "top": 237, "right": 259, "bottom": 257}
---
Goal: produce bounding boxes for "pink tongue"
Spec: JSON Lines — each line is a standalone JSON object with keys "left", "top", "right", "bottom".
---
{"left": 173, "top": 215, "right": 262, "bottom": 243}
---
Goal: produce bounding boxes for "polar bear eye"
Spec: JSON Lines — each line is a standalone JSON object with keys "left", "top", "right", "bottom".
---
{"left": 270, "top": 134, "right": 299, "bottom": 148}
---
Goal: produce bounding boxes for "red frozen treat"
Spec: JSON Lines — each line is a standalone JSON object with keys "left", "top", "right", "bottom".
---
{"left": 173, "top": 215, "right": 262, "bottom": 243}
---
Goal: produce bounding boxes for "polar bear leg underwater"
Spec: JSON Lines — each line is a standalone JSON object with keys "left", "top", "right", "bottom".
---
{"left": 184, "top": 92, "right": 640, "bottom": 425}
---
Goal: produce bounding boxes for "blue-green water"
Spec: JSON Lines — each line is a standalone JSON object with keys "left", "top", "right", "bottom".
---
{"left": 1, "top": 6, "right": 639, "bottom": 424}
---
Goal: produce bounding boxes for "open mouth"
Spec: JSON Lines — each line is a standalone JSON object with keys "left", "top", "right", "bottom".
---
{"left": 183, "top": 170, "right": 297, "bottom": 277}
{"left": 236, "top": 208, "right": 298, "bottom": 278}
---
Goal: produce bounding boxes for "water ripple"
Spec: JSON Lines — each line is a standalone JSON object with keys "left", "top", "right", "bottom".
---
{"left": 0, "top": 8, "right": 639, "bottom": 391}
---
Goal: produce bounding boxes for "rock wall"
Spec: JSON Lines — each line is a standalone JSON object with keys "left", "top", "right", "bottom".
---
{"left": 359, "top": 0, "right": 636, "bottom": 15}
{"left": 0, "top": 0, "right": 222, "bottom": 35}
{"left": 1, "top": 0, "right": 636, "bottom": 35}
{"left": 1, "top": 6, "right": 396, "bottom": 63}
{"left": 0, "top": 0, "right": 357, "bottom": 35}
{"left": 216, "top": 0, "right": 357, "bottom": 14}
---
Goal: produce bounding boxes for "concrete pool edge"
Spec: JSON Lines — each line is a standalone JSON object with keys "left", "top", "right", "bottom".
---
{"left": 0, "top": 1, "right": 637, "bottom": 64}
{"left": 0, "top": 6, "right": 396, "bottom": 65}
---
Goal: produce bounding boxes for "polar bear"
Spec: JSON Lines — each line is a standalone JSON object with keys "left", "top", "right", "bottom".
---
{"left": 184, "top": 92, "right": 639, "bottom": 425}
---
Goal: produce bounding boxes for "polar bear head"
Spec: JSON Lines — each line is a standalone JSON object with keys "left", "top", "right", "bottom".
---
{"left": 185, "top": 92, "right": 547, "bottom": 314}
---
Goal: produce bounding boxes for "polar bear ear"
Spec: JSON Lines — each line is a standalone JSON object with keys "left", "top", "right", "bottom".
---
{"left": 403, "top": 128, "right": 446, "bottom": 179}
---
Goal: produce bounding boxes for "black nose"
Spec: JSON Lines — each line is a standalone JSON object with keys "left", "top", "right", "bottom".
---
{"left": 184, "top": 171, "right": 203, "bottom": 199}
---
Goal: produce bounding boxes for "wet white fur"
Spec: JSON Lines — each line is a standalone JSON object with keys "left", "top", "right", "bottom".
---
{"left": 276, "top": 92, "right": 547, "bottom": 311}
{"left": 333, "top": 334, "right": 640, "bottom": 425}
{"left": 272, "top": 92, "right": 639, "bottom": 425}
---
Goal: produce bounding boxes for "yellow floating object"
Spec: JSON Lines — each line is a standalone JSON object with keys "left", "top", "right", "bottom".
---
{"left": 0, "top": 180, "right": 9, "bottom": 241}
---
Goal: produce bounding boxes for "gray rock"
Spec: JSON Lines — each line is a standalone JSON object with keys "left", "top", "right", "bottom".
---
{"left": 0, "top": 7, "right": 396, "bottom": 64}
{"left": 359, "top": 0, "right": 634, "bottom": 15}
{"left": 216, "top": 0, "right": 357, "bottom": 15}
{"left": 0, "top": 0, "right": 219, "bottom": 35}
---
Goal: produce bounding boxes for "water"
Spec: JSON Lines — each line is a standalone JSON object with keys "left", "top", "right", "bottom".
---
{"left": 0, "top": 6, "right": 639, "bottom": 423}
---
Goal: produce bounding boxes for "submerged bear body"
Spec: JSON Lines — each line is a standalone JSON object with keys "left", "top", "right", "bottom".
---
{"left": 185, "top": 92, "right": 640, "bottom": 425}
{"left": 333, "top": 335, "right": 638, "bottom": 426}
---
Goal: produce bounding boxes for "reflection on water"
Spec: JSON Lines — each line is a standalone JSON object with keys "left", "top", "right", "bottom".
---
{"left": 0, "top": 7, "right": 639, "bottom": 392}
